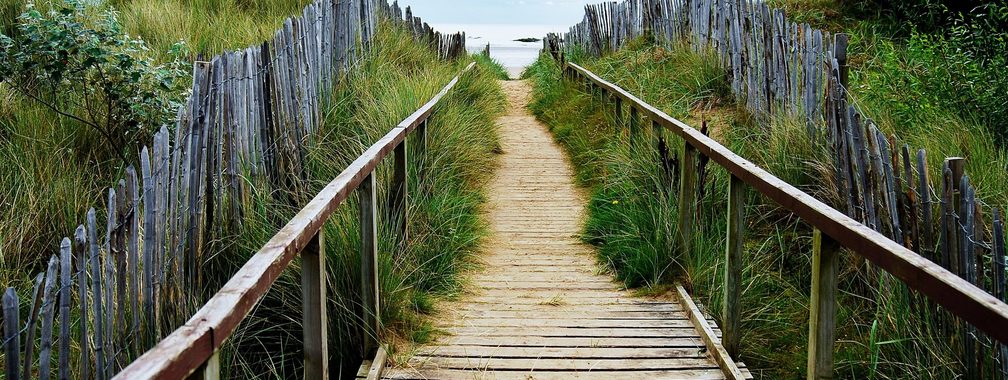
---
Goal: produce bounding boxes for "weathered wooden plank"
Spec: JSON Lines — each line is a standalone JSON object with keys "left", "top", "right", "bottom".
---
{"left": 678, "top": 143, "right": 697, "bottom": 255}
{"left": 23, "top": 272, "right": 44, "bottom": 380}
{"left": 73, "top": 226, "right": 89, "bottom": 380}
{"left": 58, "top": 238, "right": 72, "bottom": 380}
{"left": 360, "top": 171, "right": 379, "bottom": 357}
{"left": 723, "top": 174, "right": 745, "bottom": 357}
{"left": 416, "top": 346, "right": 710, "bottom": 359}
{"left": 675, "top": 284, "right": 746, "bottom": 380}
{"left": 439, "top": 318, "right": 692, "bottom": 329}
{"left": 407, "top": 356, "right": 721, "bottom": 371}
{"left": 87, "top": 209, "right": 106, "bottom": 380}
{"left": 366, "top": 345, "right": 388, "bottom": 380}
{"left": 383, "top": 368, "right": 735, "bottom": 380}
{"left": 185, "top": 351, "right": 219, "bottom": 380}
{"left": 807, "top": 229, "right": 839, "bottom": 379}
{"left": 390, "top": 139, "right": 408, "bottom": 242}
{"left": 38, "top": 256, "right": 59, "bottom": 380}
{"left": 302, "top": 230, "right": 327, "bottom": 379}
{"left": 441, "top": 326, "right": 711, "bottom": 338}
{"left": 4, "top": 288, "right": 20, "bottom": 380}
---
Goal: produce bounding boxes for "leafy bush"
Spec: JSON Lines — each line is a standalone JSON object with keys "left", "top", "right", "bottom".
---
{"left": 0, "top": 0, "right": 188, "bottom": 160}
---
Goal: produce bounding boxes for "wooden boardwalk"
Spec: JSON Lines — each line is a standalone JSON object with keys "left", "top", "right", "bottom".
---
{"left": 382, "top": 81, "right": 750, "bottom": 380}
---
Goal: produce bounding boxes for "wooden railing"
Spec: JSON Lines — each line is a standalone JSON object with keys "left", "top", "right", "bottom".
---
{"left": 113, "top": 62, "right": 476, "bottom": 379}
{"left": 564, "top": 62, "right": 1008, "bottom": 377}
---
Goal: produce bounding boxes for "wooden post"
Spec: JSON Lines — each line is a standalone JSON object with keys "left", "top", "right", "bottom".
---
{"left": 630, "top": 105, "right": 639, "bottom": 136}
{"left": 359, "top": 172, "right": 380, "bottom": 356}
{"left": 614, "top": 96, "right": 623, "bottom": 128}
{"left": 416, "top": 120, "right": 428, "bottom": 176}
{"left": 39, "top": 256, "right": 59, "bottom": 380}
{"left": 58, "top": 239, "right": 72, "bottom": 380}
{"left": 3, "top": 288, "right": 19, "bottom": 380}
{"left": 73, "top": 226, "right": 89, "bottom": 380}
{"left": 302, "top": 230, "right": 328, "bottom": 379}
{"left": 678, "top": 143, "right": 697, "bottom": 254}
{"left": 186, "top": 351, "right": 220, "bottom": 380}
{"left": 391, "top": 140, "right": 408, "bottom": 242}
{"left": 947, "top": 157, "right": 965, "bottom": 214}
{"left": 723, "top": 175, "right": 745, "bottom": 358}
{"left": 807, "top": 229, "right": 839, "bottom": 380}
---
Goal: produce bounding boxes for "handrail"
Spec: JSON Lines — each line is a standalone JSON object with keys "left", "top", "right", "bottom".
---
{"left": 564, "top": 62, "right": 1008, "bottom": 346}
{"left": 115, "top": 61, "right": 477, "bottom": 379}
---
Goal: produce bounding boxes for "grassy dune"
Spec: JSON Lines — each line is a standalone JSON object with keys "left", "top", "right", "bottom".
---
{"left": 526, "top": 34, "right": 989, "bottom": 377}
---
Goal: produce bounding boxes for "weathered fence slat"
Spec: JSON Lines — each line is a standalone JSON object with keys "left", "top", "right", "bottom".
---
{"left": 4, "top": 288, "right": 20, "bottom": 380}
{"left": 58, "top": 239, "right": 72, "bottom": 380}
{"left": 38, "top": 255, "right": 60, "bottom": 380}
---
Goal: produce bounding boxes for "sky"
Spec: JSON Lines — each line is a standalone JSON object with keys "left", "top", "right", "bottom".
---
{"left": 394, "top": 0, "right": 592, "bottom": 26}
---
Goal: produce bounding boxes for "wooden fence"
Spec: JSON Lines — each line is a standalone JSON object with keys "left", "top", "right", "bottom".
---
{"left": 565, "top": 61, "right": 1008, "bottom": 379}
{"left": 553, "top": 0, "right": 1008, "bottom": 376}
{"left": 115, "top": 61, "right": 476, "bottom": 379}
{"left": 0, "top": 0, "right": 466, "bottom": 378}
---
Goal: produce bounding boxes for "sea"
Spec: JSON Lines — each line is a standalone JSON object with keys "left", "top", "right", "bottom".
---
{"left": 432, "top": 24, "right": 568, "bottom": 78}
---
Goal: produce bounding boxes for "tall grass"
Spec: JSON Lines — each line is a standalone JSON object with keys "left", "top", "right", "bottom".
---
{"left": 207, "top": 22, "right": 505, "bottom": 377}
{"left": 527, "top": 38, "right": 968, "bottom": 378}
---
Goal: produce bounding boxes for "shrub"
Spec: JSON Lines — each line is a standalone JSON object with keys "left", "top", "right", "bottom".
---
{"left": 0, "top": 0, "right": 188, "bottom": 160}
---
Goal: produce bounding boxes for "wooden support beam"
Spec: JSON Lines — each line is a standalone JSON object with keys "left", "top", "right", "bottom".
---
{"left": 302, "top": 230, "right": 328, "bottom": 379}
{"left": 416, "top": 120, "right": 428, "bottom": 159}
{"left": 360, "top": 172, "right": 380, "bottom": 356}
{"left": 185, "top": 351, "right": 219, "bottom": 380}
{"left": 614, "top": 96, "right": 623, "bottom": 128}
{"left": 807, "top": 229, "right": 839, "bottom": 380}
{"left": 630, "top": 106, "right": 639, "bottom": 135}
{"left": 678, "top": 143, "right": 697, "bottom": 255}
{"left": 675, "top": 284, "right": 746, "bottom": 380}
{"left": 723, "top": 175, "right": 745, "bottom": 357}
{"left": 391, "top": 140, "right": 408, "bottom": 242}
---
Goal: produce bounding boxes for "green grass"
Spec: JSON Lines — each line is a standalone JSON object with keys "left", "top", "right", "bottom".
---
{"left": 527, "top": 35, "right": 972, "bottom": 377}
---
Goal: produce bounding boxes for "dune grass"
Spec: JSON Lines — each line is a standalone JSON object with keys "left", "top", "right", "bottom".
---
{"left": 527, "top": 36, "right": 976, "bottom": 377}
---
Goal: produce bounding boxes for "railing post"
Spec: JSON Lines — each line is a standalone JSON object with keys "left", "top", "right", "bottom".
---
{"left": 302, "top": 230, "right": 328, "bottom": 379}
{"left": 391, "top": 140, "right": 409, "bottom": 242}
{"left": 629, "top": 106, "right": 639, "bottom": 135}
{"left": 614, "top": 96, "right": 623, "bottom": 128}
{"left": 415, "top": 120, "right": 428, "bottom": 181}
{"left": 359, "top": 172, "right": 380, "bottom": 356}
{"left": 723, "top": 174, "right": 745, "bottom": 358}
{"left": 807, "top": 228, "right": 839, "bottom": 380}
{"left": 677, "top": 142, "right": 697, "bottom": 254}
{"left": 186, "top": 351, "right": 220, "bottom": 380}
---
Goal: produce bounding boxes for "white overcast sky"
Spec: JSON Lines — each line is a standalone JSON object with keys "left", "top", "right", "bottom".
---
{"left": 393, "top": 0, "right": 592, "bottom": 26}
